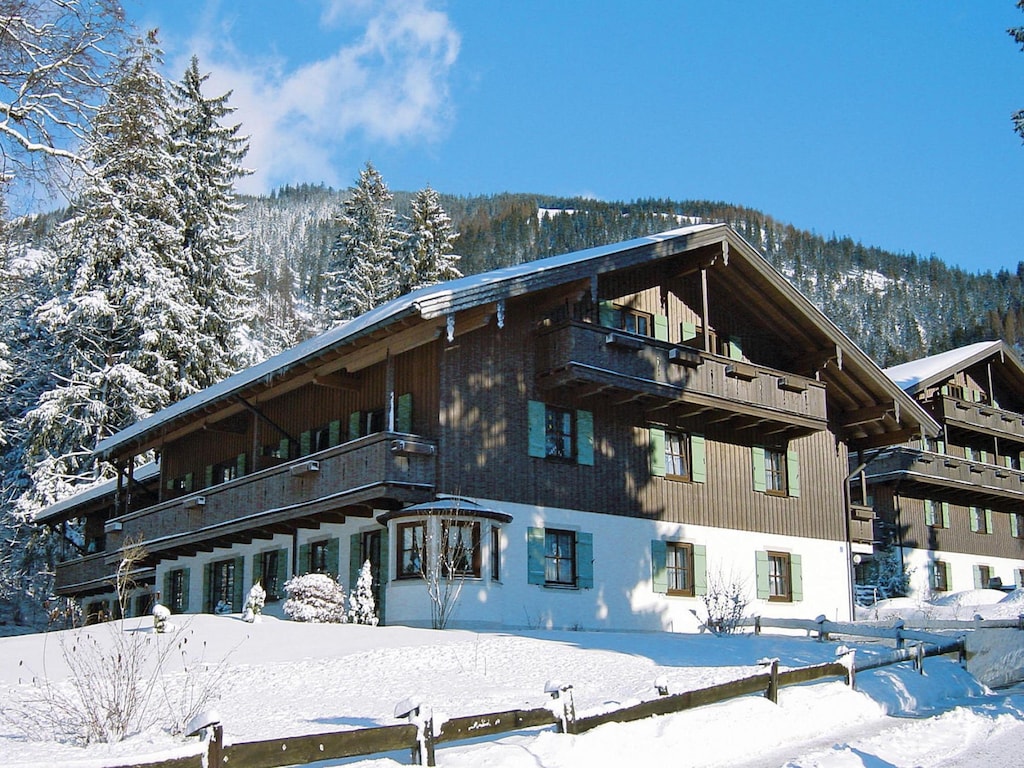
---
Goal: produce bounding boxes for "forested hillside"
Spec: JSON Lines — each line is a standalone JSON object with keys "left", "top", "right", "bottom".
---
{"left": 236, "top": 186, "right": 1023, "bottom": 367}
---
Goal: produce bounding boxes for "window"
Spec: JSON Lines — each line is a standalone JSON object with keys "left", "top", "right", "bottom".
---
{"left": 975, "top": 564, "right": 993, "bottom": 590}
{"left": 1012, "top": 513, "right": 1024, "bottom": 538}
{"left": 767, "top": 551, "right": 791, "bottom": 602}
{"left": 618, "top": 307, "right": 652, "bottom": 336}
{"left": 756, "top": 550, "right": 802, "bottom": 602}
{"left": 310, "top": 540, "right": 330, "bottom": 574}
{"left": 490, "top": 526, "right": 501, "bottom": 581}
{"left": 260, "top": 550, "right": 281, "bottom": 600}
{"left": 544, "top": 529, "right": 576, "bottom": 586}
{"left": 924, "top": 500, "right": 949, "bottom": 529}
{"left": 931, "top": 560, "right": 950, "bottom": 592}
{"left": 135, "top": 592, "right": 154, "bottom": 618}
{"left": 1017, "top": 568, "right": 1024, "bottom": 589}
{"left": 970, "top": 507, "right": 992, "bottom": 535}
{"left": 765, "top": 448, "right": 787, "bottom": 494}
{"left": 527, "top": 527, "right": 593, "bottom": 589}
{"left": 169, "top": 568, "right": 188, "bottom": 613}
{"left": 397, "top": 521, "right": 426, "bottom": 579}
{"left": 665, "top": 430, "right": 691, "bottom": 480}
{"left": 545, "top": 406, "right": 575, "bottom": 460}
{"left": 752, "top": 446, "right": 799, "bottom": 497}
{"left": 210, "top": 558, "right": 236, "bottom": 613}
{"left": 441, "top": 520, "right": 481, "bottom": 577}
{"left": 665, "top": 542, "right": 694, "bottom": 596}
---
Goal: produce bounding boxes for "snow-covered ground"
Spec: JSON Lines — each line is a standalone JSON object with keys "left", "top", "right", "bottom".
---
{"left": 1, "top": 591, "right": 1023, "bottom": 768}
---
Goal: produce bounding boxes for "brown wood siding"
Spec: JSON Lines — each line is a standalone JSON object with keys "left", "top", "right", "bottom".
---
{"left": 439, "top": 293, "right": 848, "bottom": 540}
{"left": 895, "top": 493, "right": 1024, "bottom": 560}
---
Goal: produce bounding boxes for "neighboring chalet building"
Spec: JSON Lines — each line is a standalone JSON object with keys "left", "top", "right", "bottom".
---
{"left": 36, "top": 224, "right": 937, "bottom": 631}
{"left": 855, "top": 341, "right": 1024, "bottom": 599}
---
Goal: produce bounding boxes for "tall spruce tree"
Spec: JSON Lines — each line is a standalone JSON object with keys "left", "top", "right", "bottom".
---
{"left": 168, "top": 56, "right": 256, "bottom": 386}
{"left": 21, "top": 32, "right": 192, "bottom": 509}
{"left": 323, "top": 162, "right": 407, "bottom": 325}
{"left": 403, "top": 185, "right": 461, "bottom": 293}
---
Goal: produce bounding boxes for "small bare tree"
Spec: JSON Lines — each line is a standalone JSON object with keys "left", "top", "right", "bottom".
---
{"left": 701, "top": 567, "right": 750, "bottom": 635}
{"left": 419, "top": 510, "right": 478, "bottom": 630}
{"left": 112, "top": 535, "right": 149, "bottom": 619}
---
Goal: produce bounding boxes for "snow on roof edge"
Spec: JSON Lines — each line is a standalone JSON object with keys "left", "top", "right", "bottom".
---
{"left": 34, "top": 462, "right": 160, "bottom": 523}
{"left": 884, "top": 341, "right": 1002, "bottom": 392}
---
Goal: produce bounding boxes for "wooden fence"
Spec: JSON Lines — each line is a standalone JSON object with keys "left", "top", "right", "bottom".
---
{"left": 99, "top": 628, "right": 972, "bottom": 768}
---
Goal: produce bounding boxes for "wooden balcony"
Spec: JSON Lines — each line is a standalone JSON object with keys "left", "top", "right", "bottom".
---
{"left": 53, "top": 551, "right": 116, "bottom": 597}
{"left": 103, "top": 432, "right": 437, "bottom": 562}
{"left": 931, "top": 395, "right": 1024, "bottom": 441}
{"left": 535, "top": 321, "right": 828, "bottom": 434}
{"left": 849, "top": 504, "right": 875, "bottom": 550}
{"left": 863, "top": 446, "right": 1024, "bottom": 510}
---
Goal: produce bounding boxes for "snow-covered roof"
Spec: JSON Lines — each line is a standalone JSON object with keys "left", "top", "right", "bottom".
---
{"left": 95, "top": 225, "right": 720, "bottom": 458}
{"left": 885, "top": 342, "right": 1003, "bottom": 393}
{"left": 34, "top": 462, "right": 160, "bottom": 524}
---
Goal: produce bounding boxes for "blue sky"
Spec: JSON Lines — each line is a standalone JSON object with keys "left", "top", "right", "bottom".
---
{"left": 135, "top": 1, "right": 1024, "bottom": 274}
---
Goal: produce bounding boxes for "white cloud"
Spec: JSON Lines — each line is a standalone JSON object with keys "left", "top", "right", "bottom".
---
{"left": 168, "top": 0, "right": 460, "bottom": 193}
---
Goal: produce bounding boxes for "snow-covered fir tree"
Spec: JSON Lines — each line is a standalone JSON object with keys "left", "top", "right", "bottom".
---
{"left": 347, "top": 560, "right": 378, "bottom": 626}
{"left": 323, "top": 162, "right": 407, "bottom": 326}
{"left": 403, "top": 185, "right": 461, "bottom": 293}
{"left": 22, "top": 32, "right": 193, "bottom": 510}
{"left": 168, "top": 55, "right": 258, "bottom": 386}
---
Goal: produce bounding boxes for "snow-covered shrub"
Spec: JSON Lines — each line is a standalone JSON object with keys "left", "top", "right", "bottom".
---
{"left": 283, "top": 573, "right": 347, "bottom": 623}
{"left": 242, "top": 582, "right": 266, "bottom": 623}
{"left": 348, "top": 560, "right": 379, "bottom": 626}
{"left": 152, "top": 603, "right": 171, "bottom": 633}
{"left": 701, "top": 569, "right": 749, "bottom": 635}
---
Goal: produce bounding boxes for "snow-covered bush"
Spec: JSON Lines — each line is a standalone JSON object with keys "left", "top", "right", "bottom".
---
{"left": 701, "top": 569, "right": 749, "bottom": 635}
{"left": 152, "top": 603, "right": 171, "bottom": 633}
{"left": 282, "top": 573, "right": 347, "bottom": 623}
{"left": 348, "top": 560, "right": 379, "bottom": 626}
{"left": 242, "top": 582, "right": 266, "bottom": 623}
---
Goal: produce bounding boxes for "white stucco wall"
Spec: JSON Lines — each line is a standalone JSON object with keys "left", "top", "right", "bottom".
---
{"left": 902, "top": 547, "right": 1024, "bottom": 601}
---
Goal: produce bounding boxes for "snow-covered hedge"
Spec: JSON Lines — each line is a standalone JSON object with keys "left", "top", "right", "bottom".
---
{"left": 283, "top": 573, "right": 347, "bottom": 623}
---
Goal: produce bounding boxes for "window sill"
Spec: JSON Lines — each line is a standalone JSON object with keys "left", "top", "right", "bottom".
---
{"left": 665, "top": 474, "right": 693, "bottom": 483}
{"left": 541, "top": 582, "right": 578, "bottom": 591}
{"left": 666, "top": 590, "right": 696, "bottom": 598}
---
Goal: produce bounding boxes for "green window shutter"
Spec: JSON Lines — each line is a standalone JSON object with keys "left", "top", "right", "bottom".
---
{"left": 924, "top": 500, "right": 936, "bottom": 527}
{"left": 252, "top": 553, "right": 264, "bottom": 586}
{"left": 790, "top": 554, "right": 803, "bottom": 602}
{"left": 945, "top": 561, "right": 953, "bottom": 591}
{"left": 576, "top": 531, "right": 594, "bottom": 589}
{"left": 396, "top": 393, "right": 413, "bottom": 433}
{"left": 653, "top": 314, "right": 669, "bottom": 341}
{"left": 236, "top": 452, "right": 246, "bottom": 476}
{"left": 576, "top": 410, "right": 594, "bottom": 466}
{"left": 279, "top": 437, "right": 290, "bottom": 459}
{"left": 965, "top": 446, "right": 975, "bottom": 462}
{"left": 980, "top": 450, "right": 989, "bottom": 464}
{"left": 204, "top": 465, "right": 214, "bottom": 488}
{"left": 986, "top": 509, "right": 994, "bottom": 534}
{"left": 527, "top": 401, "right": 547, "bottom": 458}
{"left": 973, "top": 565, "right": 982, "bottom": 590}
{"left": 691, "top": 434, "right": 707, "bottom": 483}
{"left": 651, "top": 540, "right": 668, "bottom": 594}
{"left": 233, "top": 557, "right": 245, "bottom": 609}
{"left": 1011, "top": 513, "right": 1020, "bottom": 538}
{"left": 941, "top": 502, "right": 951, "bottom": 528}
{"left": 349, "top": 532, "right": 362, "bottom": 592}
{"left": 1016, "top": 568, "right": 1024, "bottom": 589}
{"left": 693, "top": 544, "right": 707, "bottom": 596}
{"left": 203, "top": 562, "right": 213, "bottom": 613}
{"left": 166, "top": 477, "right": 174, "bottom": 490}
{"left": 649, "top": 427, "right": 666, "bottom": 477}
{"left": 936, "top": 439, "right": 945, "bottom": 455}
{"left": 727, "top": 336, "right": 743, "bottom": 361}
{"left": 755, "top": 551, "right": 770, "bottom": 599}
{"left": 598, "top": 300, "right": 617, "bottom": 327}
{"left": 348, "top": 411, "right": 362, "bottom": 441}
{"left": 181, "top": 567, "right": 190, "bottom": 612}
{"left": 184, "top": 472, "right": 193, "bottom": 492}
{"left": 329, "top": 419, "right": 342, "bottom": 446}
{"left": 681, "top": 321, "right": 698, "bottom": 343}
{"left": 527, "top": 527, "right": 546, "bottom": 584}
{"left": 298, "top": 543, "right": 310, "bottom": 575}
{"left": 970, "top": 507, "right": 981, "bottom": 533}
{"left": 378, "top": 529, "right": 389, "bottom": 623}
{"left": 300, "top": 430, "right": 312, "bottom": 456}
{"left": 326, "top": 537, "right": 340, "bottom": 577}
{"left": 751, "top": 446, "right": 767, "bottom": 493}
{"left": 276, "top": 549, "right": 288, "bottom": 593}
{"left": 1005, "top": 455, "right": 1013, "bottom": 469}
{"left": 787, "top": 449, "right": 800, "bottom": 497}
{"left": 163, "top": 571, "right": 172, "bottom": 609}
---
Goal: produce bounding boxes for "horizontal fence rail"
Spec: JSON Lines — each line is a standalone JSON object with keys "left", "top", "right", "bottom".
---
{"left": 96, "top": 621, "right": 982, "bottom": 768}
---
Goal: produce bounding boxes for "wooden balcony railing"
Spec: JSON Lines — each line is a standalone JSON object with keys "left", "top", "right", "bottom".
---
{"left": 53, "top": 551, "right": 115, "bottom": 596}
{"left": 103, "top": 432, "right": 436, "bottom": 562}
{"left": 849, "top": 504, "right": 875, "bottom": 547}
{"left": 931, "top": 395, "right": 1024, "bottom": 441}
{"left": 535, "top": 321, "right": 828, "bottom": 433}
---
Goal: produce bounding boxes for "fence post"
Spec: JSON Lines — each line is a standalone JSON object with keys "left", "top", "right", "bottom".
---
{"left": 754, "top": 615, "right": 761, "bottom": 635}
{"left": 837, "top": 646, "right": 856, "bottom": 689}
{"left": 815, "top": 615, "right": 829, "bottom": 642}
{"left": 762, "top": 658, "right": 779, "bottom": 704}
{"left": 914, "top": 643, "right": 924, "bottom": 675}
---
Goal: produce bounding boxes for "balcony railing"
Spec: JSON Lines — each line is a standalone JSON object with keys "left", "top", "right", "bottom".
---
{"left": 849, "top": 504, "right": 875, "bottom": 548}
{"left": 535, "top": 321, "right": 828, "bottom": 432}
{"left": 863, "top": 446, "right": 1024, "bottom": 508}
{"left": 931, "top": 395, "right": 1024, "bottom": 441}
{"left": 103, "top": 432, "right": 437, "bottom": 561}
{"left": 53, "top": 551, "right": 115, "bottom": 596}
